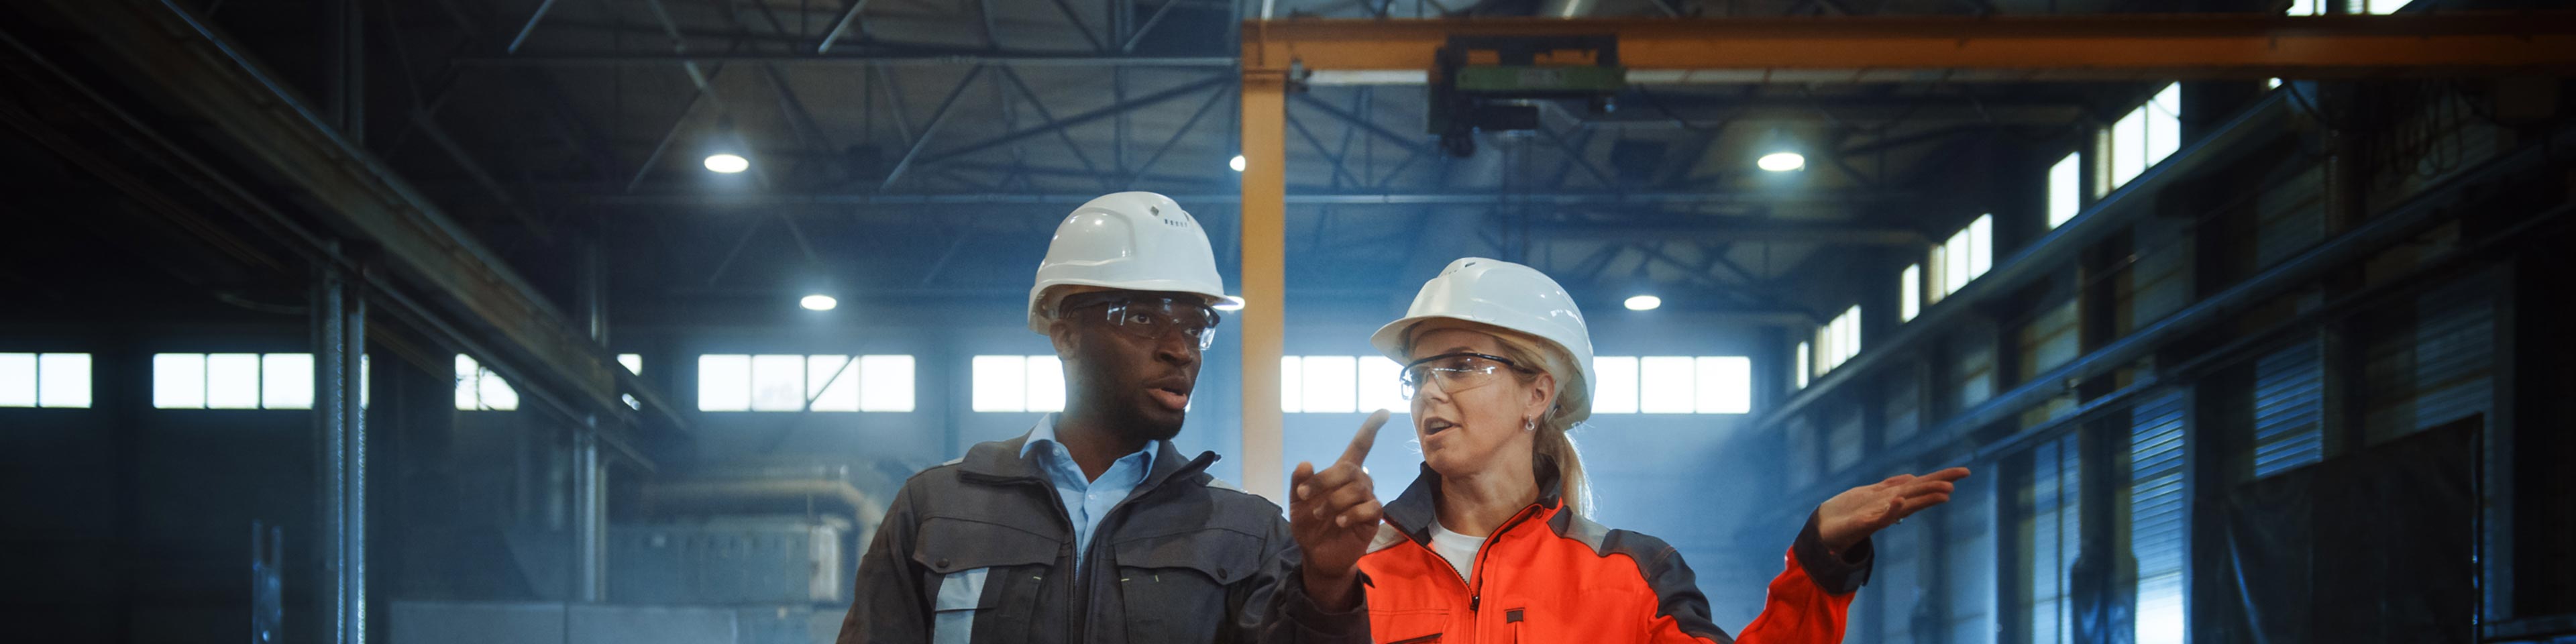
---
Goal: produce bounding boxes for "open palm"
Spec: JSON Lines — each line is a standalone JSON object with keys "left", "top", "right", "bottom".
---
{"left": 1816, "top": 467, "right": 1971, "bottom": 551}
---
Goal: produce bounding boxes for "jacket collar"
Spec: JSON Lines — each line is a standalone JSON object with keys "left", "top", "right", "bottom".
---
{"left": 958, "top": 416, "right": 1218, "bottom": 494}
{"left": 1382, "top": 454, "right": 1564, "bottom": 545}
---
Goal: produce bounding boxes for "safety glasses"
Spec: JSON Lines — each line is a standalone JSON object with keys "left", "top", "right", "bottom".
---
{"left": 1398, "top": 352, "right": 1534, "bottom": 399}
{"left": 1056, "top": 292, "right": 1223, "bottom": 350}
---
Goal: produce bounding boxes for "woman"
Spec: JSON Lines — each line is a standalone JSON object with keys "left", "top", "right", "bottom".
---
{"left": 1291, "top": 258, "right": 1969, "bottom": 643}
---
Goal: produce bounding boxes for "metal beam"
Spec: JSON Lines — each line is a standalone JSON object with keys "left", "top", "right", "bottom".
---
{"left": 1534, "top": 220, "right": 1925, "bottom": 246}
{"left": 453, "top": 53, "right": 1237, "bottom": 66}
{"left": 578, "top": 189, "right": 1926, "bottom": 207}
{"left": 1248, "top": 13, "right": 2576, "bottom": 80}
{"left": 816, "top": 0, "right": 873, "bottom": 53}
{"left": 910, "top": 74, "right": 1230, "bottom": 168}
{"left": 1240, "top": 67, "right": 1288, "bottom": 504}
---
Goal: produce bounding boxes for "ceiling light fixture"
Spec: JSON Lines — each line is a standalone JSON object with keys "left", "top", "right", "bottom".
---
{"left": 1623, "top": 294, "right": 1662, "bottom": 311}
{"left": 799, "top": 294, "right": 837, "bottom": 311}
{"left": 1229, "top": 155, "right": 1247, "bottom": 172}
{"left": 704, "top": 153, "right": 749, "bottom": 174}
{"left": 1756, "top": 152, "right": 1805, "bottom": 172}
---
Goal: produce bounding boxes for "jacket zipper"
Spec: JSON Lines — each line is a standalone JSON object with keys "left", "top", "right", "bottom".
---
{"left": 1417, "top": 503, "right": 1544, "bottom": 639}
{"left": 1071, "top": 455, "right": 1217, "bottom": 644}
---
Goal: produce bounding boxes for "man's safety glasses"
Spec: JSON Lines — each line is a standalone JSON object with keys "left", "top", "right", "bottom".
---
{"left": 1056, "top": 293, "right": 1223, "bottom": 350}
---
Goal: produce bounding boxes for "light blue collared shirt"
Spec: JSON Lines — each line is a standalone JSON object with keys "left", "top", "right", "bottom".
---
{"left": 1018, "top": 413, "right": 1158, "bottom": 570}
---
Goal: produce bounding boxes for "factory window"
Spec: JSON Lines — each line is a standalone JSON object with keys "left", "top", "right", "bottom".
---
{"left": 1594, "top": 356, "right": 1640, "bottom": 414}
{"left": 2108, "top": 84, "right": 2182, "bottom": 192}
{"left": 699, "top": 354, "right": 914, "bottom": 413}
{"left": 1593, "top": 356, "right": 1751, "bottom": 415}
{"left": 1900, "top": 264, "right": 1922, "bottom": 323}
{"left": 2047, "top": 152, "right": 2083, "bottom": 228}
{"left": 618, "top": 354, "right": 641, "bottom": 374}
{"left": 2129, "top": 390, "right": 2190, "bottom": 644}
{"left": 1931, "top": 215, "right": 1994, "bottom": 299}
{"left": 1794, "top": 342, "right": 1812, "bottom": 389}
{"left": 972, "top": 355, "right": 1064, "bottom": 413}
{"left": 151, "top": 353, "right": 367, "bottom": 410}
{"left": 1814, "top": 306, "right": 1862, "bottom": 377}
{"left": 1280, "top": 356, "right": 1405, "bottom": 414}
{"left": 2290, "top": 0, "right": 2409, "bottom": 15}
{"left": 1, "top": 352, "right": 92, "bottom": 409}
{"left": 455, "top": 354, "right": 519, "bottom": 411}
{"left": 2020, "top": 433, "right": 2082, "bottom": 644}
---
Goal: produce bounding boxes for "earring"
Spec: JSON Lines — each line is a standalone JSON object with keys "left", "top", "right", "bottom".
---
{"left": 1523, "top": 419, "right": 1537, "bottom": 432}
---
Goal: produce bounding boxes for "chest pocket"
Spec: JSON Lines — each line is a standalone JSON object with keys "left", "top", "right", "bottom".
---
{"left": 1111, "top": 528, "right": 1262, "bottom": 641}
{"left": 914, "top": 517, "right": 1064, "bottom": 644}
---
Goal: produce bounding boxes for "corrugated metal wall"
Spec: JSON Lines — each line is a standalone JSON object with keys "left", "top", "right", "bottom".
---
{"left": 2251, "top": 341, "right": 2327, "bottom": 478}
{"left": 2255, "top": 164, "right": 2328, "bottom": 270}
{"left": 2362, "top": 282, "right": 2496, "bottom": 444}
{"left": 2128, "top": 390, "right": 2190, "bottom": 644}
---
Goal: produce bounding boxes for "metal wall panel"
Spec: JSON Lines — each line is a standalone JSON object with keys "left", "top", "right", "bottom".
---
{"left": 2362, "top": 284, "right": 2496, "bottom": 444}
{"left": 2255, "top": 164, "right": 2327, "bottom": 270}
{"left": 2128, "top": 390, "right": 2190, "bottom": 644}
{"left": 2251, "top": 341, "right": 2326, "bottom": 478}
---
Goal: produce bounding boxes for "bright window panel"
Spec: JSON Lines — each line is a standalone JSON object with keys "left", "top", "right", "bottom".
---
{"left": 455, "top": 355, "right": 480, "bottom": 411}
{"left": 971, "top": 355, "right": 1026, "bottom": 413}
{"left": 1638, "top": 356, "right": 1697, "bottom": 414}
{"left": 806, "top": 355, "right": 859, "bottom": 412}
{"left": 478, "top": 367, "right": 519, "bottom": 411}
{"left": 1813, "top": 325, "right": 1834, "bottom": 377}
{"left": 1841, "top": 306, "right": 1863, "bottom": 364}
{"left": 617, "top": 354, "right": 643, "bottom": 374}
{"left": 2288, "top": 0, "right": 2315, "bottom": 14}
{"left": 0, "top": 353, "right": 33, "bottom": 408}
{"left": 1593, "top": 356, "right": 1640, "bottom": 415}
{"left": 2146, "top": 85, "right": 2182, "bottom": 170}
{"left": 1358, "top": 356, "right": 1408, "bottom": 415}
{"left": 1300, "top": 356, "right": 1358, "bottom": 414}
{"left": 35, "top": 354, "right": 91, "bottom": 409}
{"left": 697, "top": 355, "right": 753, "bottom": 411}
{"left": 1925, "top": 245, "right": 1949, "bottom": 304}
{"left": 1794, "top": 342, "right": 1811, "bottom": 389}
{"left": 1279, "top": 356, "right": 1304, "bottom": 413}
{"left": 1968, "top": 215, "right": 1994, "bottom": 279}
{"left": 1900, "top": 264, "right": 1922, "bottom": 323}
{"left": 2364, "top": 0, "right": 2407, "bottom": 13}
{"left": 262, "top": 353, "right": 314, "bottom": 410}
{"left": 749, "top": 354, "right": 804, "bottom": 411}
{"left": 1695, "top": 357, "right": 1752, "bottom": 415}
{"left": 207, "top": 354, "right": 261, "bottom": 409}
{"left": 2048, "top": 152, "right": 2083, "bottom": 228}
{"left": 859, "top": 355, "right": 916, "bottom": 412}
{"left": 1024, "top": 356, "right": 1066, "bottom": 413}
{"left": 2112, "top": 106, "right": 2147, "bottom": 189}
{"left": 1943, "top": 227, "right": 1974, "bottom": 297}
{"left": 154, "top": 354, "right": 207, "bottom": 409}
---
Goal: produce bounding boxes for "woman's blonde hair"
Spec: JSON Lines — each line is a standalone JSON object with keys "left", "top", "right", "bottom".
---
{"left": 1405, "top": 323, "right": 1592, "bottom": 517}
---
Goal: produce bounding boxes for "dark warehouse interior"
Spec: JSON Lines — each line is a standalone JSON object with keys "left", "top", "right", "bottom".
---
{"left": 3, "top": 0, "right": 2575, "bottom": 642}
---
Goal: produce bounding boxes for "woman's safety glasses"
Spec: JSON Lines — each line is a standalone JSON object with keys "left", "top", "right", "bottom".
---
{"left": 1398, "top": 352, "right": 1534, "bottom": 399}
{"left": 1056, "top": 292, "right": 1223, "bottom": 350}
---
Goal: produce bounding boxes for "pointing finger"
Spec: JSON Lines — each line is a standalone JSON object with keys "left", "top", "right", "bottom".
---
{"left": 1338, "top": 409, "right": 1392, "bottom": 466}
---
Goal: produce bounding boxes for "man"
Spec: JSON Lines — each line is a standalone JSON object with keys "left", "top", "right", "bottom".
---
{"left": 836, "top": 192, "right": 1383, "bottom": 643}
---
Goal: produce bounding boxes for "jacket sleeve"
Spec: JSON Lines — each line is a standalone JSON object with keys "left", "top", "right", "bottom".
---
{"left": 1233, "top": 510, "right": 1373, "bottom": 643}
{"left": 835, "top": 478, "right": 932, "bottom": 644}
{"left": 1640, "top": 510, "right": 1872, "bottom": 644}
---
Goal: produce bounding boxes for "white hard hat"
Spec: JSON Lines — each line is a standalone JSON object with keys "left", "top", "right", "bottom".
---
{"left": 1027, "top": 192, "right": 1234, "bottom": 334}
{"left": 1369, "top": 258, "right": 1596, "bottom": 426}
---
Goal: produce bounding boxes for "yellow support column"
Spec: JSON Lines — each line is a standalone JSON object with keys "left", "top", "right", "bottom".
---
{"left": 1238, "top": 66, "right": 1289, "bottom": 502}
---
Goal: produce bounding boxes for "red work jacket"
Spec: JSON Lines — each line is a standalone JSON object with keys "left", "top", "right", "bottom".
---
{"left": 1354, "top": 465, "right": 1871, "bottom": 643}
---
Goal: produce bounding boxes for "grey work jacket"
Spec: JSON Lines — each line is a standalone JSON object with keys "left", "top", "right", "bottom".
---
{"left": 835, "top": 433, "right": 1369, "bottom": 644}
